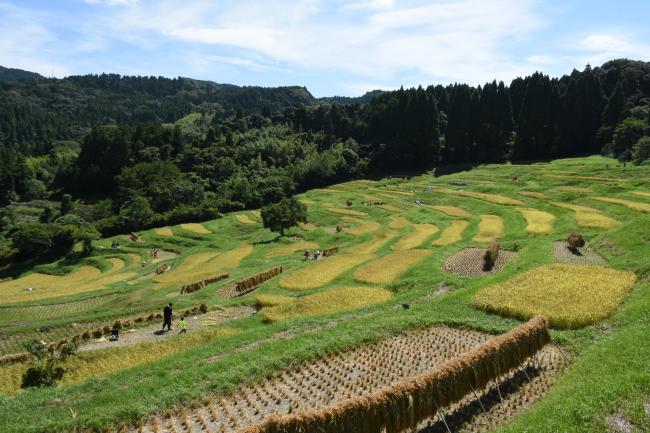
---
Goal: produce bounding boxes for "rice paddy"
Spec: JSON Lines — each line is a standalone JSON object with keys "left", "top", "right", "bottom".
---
{"left": 392, "top": 223, "right": 439, "bottom": 250}
{"left": 551, "top": 202, "right": 620, "bottom": 229}
{"left": 259, "top": 286, "right": 392, "bottom": 322}
{"left": 235, "top": 214, "right": 257, "bottom": 225}
{"left": 473, "top": 215, "right": 504, "bottom": 243}
{"left": 340, "top": 217, "right": 381, "bottom": 235}
{"left": 297, "top": 222, "right": 317, "bottom": 231}
{"left": 265, "top": 242, "right": 319, "bottom": 258}
{"left": 180, "top": 223, "right": 211, "bottom": 234}
{"left": 432, "top": 187, "right": 524, "bottom": 206}
{"left": 355, "top": 231, "right": 398, "bottom": 254}
{"left": 630, "top": 191, "right": 650, "bottom": 198}
{"left": 432, "top": 220, "right": 470, "bottom": 246}
{"left": 388, "top": 216, "right": 410, "bottom": 229}
{"left": 353, "top": 249, "right": 430, "bottom": 284}
{"left": 518, "top": 208, "right": 556, "bottom": 235}
{"left": 279, "top": 254, "right": 373, "bottom": 291}
{"left": 154, "top": 227, "right": 173, "bottom": 237}
{"left": 519, "top": 191, "right": 550, "bottom": 200}
{"left": 376, "top": 204, "right": 402, "bottom": 212}
{"left": 473, "top": 264, "right": 637, "bottom": 328}
{"left": 428, "top": 205, "right": 471, "bottom": 218}
{"left": 556, "top": 186, "right": 592, "bottom": 193}
{"left": 593, "top": 196, "right": 650, "bottom": 213}
{"left": 325, "top": 208, "right": 369, "bottom": 217}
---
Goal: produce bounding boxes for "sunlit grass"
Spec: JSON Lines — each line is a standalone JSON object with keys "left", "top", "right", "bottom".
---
{"left": 519, "top": 191, "right": 550, "bottom": 200}
{"left": 473, "top": 264, "right": 637, "bottom": 328}
{"left": 473, "top": 215, "right": 504, "bottom": 243}
{"left": 353, "top": 249, "right": 430, "bottom": 284}
{"left": 518, "top": 208, "right": 556, "bottom": 235}
{"left": 432, "top": 220, "right": 470, "bottom": 246}
{"left": 376, "top": 204, "right": 403, "bottom": 212}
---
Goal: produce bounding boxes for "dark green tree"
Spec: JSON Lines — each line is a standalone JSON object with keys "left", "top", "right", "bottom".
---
{"left": 60, "top": 194, "right": 73, "bottom": 215}
{"left": 261, "top": 197, "right": 307, "bottom": 236}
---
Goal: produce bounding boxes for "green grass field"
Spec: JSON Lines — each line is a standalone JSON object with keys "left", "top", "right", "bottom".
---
{"left": 1, "top": 156, "right": 649, "bottom": 433}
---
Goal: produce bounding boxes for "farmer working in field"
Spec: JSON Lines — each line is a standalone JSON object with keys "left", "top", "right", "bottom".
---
{"left": 178, "top": 317, "right": 187, "bottom": 334}
{"left": 162, "top": 303, "right": 173, "bottom": 331}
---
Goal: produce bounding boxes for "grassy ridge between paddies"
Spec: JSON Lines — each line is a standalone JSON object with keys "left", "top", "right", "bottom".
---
{"left": 0, "top": 258, "right": 135, "bottom": 304}
{"left": 473, "top": 264, "right": 637, "bottom": 328}
{"left": 0, "top": 327, "right": 239, "bottom": 394}
{"left": 517, "top": 208, "right": 556, "bottom": 235}
{"left": 258, "top": 286, "right": 393, "bottom": 322}
{"left": 353, "top": 249, "right": 430, "bottom": 284}
{"left": 551, "top": 202, "right": 620, "bottom": 229}
{"left": 473, "top": 215, "right": 504, "bottom": 243}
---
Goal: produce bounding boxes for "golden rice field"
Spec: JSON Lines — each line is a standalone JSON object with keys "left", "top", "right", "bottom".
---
{"left": 235, "top": 214, "right": 257, "bottom": 225}
{"left": 325, "top": 208, "right": 369, "bottom": 217}
{"left": 341, "top": 217, "right": 381, "bottom": 235}
{"left": 313, "top": 188, "right": 345, "bottom": 193}
{"left": 376, "top": 204, "right": 403, "bottom": 212}
{"left": 630, "top": 191, "right": 650, "bottom": 198}
{"left": 593, "top": 196, "right": 650, "bottom": 213}
{"left": 265, "top": 242, "right": 320, "bottom": 258}
{"left": 371, "top": 188, "right": 414, "bottom": 196}
{"left": 473, "top": 215, "right": 504, "bottom": 243}
{"left": 0, "top": 327, "right": 239, "bottom": 395}
{"left": 155, "top": 245, "right": 253, "bottom": 286}
{"left": 473, "top": 264, "right": 637, "bottom": 328}
{"left": 392, "top": 223, "right": 439, "bottom": 250}
{"left": 388, "top": 216, "right": 410, "bottom": 229}
{"left": 432, "top": 187, "right": 524, "bottom": 206}
{"left": 427, "top": 205, "right": 471, "bottom": 218}
{"left": 432, "top": 220, "right": 470, "bottom": 246}
{"left": 259, "top": 286, "right": 392, "bottom": 322}
{"left": 298, "top": 221, "right": 317, "bottom": 231}
{"left": 154, "top": 227, "right": 173, "bottom": 237}
{"left": 279, "top": 254, "right": 372, "bottom": 291}
{"left": 180, "top": 223, "right": 211, "bottom": 234}
{"left": 353, "top": 249, "right": 430, "bottom": 284}
{"left": 556, "top": 186, "right": 592, "bottom": 193}
{"left": 299, "top": 199, "right": 315, "bottom": 205}
{"left": 519, "top": 191, "right": 550, "bottom": 200}
{"left": 551, "top": 202, "right": 620, "bottom": 229}
{"left": 0, "top": 258, "right": 135, "bottom": 304}
{"left": 355, "top": 231, "right": 398, "bottom": 254}
{"left": 543, "top": 174, "right": 621, "bottom": 182}
{"left": 518, "top": 208, "right": 556, "bottom": 235}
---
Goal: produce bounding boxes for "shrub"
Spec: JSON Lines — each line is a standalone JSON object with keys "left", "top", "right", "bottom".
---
{"left": 483, "top": 239, "right": 500, "bottom": 271}
{"left": 21, "top": 339, "right": 78, "bottom": 388}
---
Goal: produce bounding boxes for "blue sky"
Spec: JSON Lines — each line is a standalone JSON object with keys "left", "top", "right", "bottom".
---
{"left": 1, "top": 0, "right": 650, "bottom": 97}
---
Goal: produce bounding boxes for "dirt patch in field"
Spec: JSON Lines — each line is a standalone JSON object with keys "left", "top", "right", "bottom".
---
{"left": 552, "top": 241, "right": 606, "bottom": 265}
{"left": 443, "top": 248, "right": 516, "bottom": 277}
{"left": 77, "top": 307, "right": 254, "bottom": 352}
{"left": 605, "top": 413, "right": 635, "bottom": 433}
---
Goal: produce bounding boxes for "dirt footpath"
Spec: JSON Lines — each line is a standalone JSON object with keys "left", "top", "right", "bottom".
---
{"left": 78, "top": 306, "right": 254, "bottom": 352}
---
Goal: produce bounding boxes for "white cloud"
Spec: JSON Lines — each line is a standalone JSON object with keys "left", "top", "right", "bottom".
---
{"left": 84, "top": 0, "right": 139, "bottom": 5}
{"left": 343, "top": 0, "right": 395, "bottom": 11}
{"left": 575, "top": 33, "right": 650, "bottom": 66}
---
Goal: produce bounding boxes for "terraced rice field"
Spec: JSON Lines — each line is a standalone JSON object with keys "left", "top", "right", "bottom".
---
{"left": 473, "top": 264, "right": 637, "bottom": 328}
{"left": 123, "top": 325, "right": 566, "bottom": 433}
{"left": 551, "top": 202, "right": 619, "bottom": 229}
{"left": 593, "top": 196, "right": 650, "bottom": 213}
{"left": 392, "top": 224, "right": 439, "bottom": 250}
{"left": 265, "top": 242, "right": 319, "bottom": 258}
{"left": 297, "top": 222, "right": 317, "bottom": 231}
{"left": 355, "top": 231, "right": 398, "bottom": 254}
{"left": 154, "top": 227, "right": 173, "bottom": 237}
{"left": 353, "top": 249, "right": 430, "bottom": 284}
{"left": 376, "top": 204, "right": 403, "bottom": 212}
{"left": 389, "top": 216, "right": 410, "bottom": 229}
{"left": 180, "top": 223, "right": 211, "bottom": 234}
{"left": 630, "top": 191, "right": 650, "bottom": 198}
{"left": 279, "top": 254, "right": 372, "bottom": 291}
{"left": 556, "top": 186, "right": 592, "bottom": 193}
{"left": 428, "top": 205, "right": 471, "bottom": 218}
{"left": 235, "top": 215, "right": 257, "bottom": 225}
{"left": 518, "top": 208, "right": 556, "bottom": 235}
{"left": 432, "top": 188, "right": 523, "bottom": 206}
{"left": 341, "top": 217, "right": 380, "bottom": 235}
{"left": 325, "top": 208, "right": 369, "bottom": 217}
{"left": 432, "top": 220, "right": 470, "bottom": 246}
{"left": 473, "top": 215, "right": 504, "bottom": 243}
{"left": 519, "top": 191, "right": 550, "bottom": 200}
{"left": 259, "top": 286, "right": 392, "bottom": 322}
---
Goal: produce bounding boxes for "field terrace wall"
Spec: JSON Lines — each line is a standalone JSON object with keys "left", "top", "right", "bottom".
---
{"left": 180, "top": 273, "right": 230, "bottom": 294}
{"left": 238, "top": 316, "right": 550, "bottom": 433}
{"left": 219, "top": 267, "right": 283, "bottom": 298}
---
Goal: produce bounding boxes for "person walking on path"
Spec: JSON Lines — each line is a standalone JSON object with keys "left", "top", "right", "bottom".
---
{"left": 162, "top": 303, "right": 173, "bottom": 331}
{"left": 178, "top": 317, "right": 187, "bottom": 334}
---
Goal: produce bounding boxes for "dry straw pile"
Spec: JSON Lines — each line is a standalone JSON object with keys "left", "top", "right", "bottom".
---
{"left": 180, "top": 223, "right": 211, "bottom": 234}
{"left": 353, "top": 250, "right": 430, "bottom": 284}
{"left": 219, "top": 267, "right": 283, "bottom": 298}
{"left": 180, "top": 273, "right": 229, "bottom": 294}
{"left": 392, "top": 224, "right": 439, "bottom": 250}
{"left": 593, "top": 196, "right": 650, "bottom": 213}
{"left": 518, "top": 208, "right": 556, "bottom": 235}
{"left": 259, "top": 286, "right": 392, "bottom": 322}
{"left": 279, "top": 254, "right": 372, "bottom": 291}
{"left": 473, "top": 215, "right": 504, "bottom": 243}
{"left": 551, "top": 202, "right": 619, "bottom": 229}
{"left": 432, "top": 220, "right": 469, "bottom": 246}
{"left": 473, "top": 264, "right": 637, "bottom": 328}
{"left": 238, "top": 317, "right": 550, "bottom": 433}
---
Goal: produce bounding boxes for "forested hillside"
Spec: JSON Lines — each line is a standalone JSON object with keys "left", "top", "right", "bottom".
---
{"left": 1, "top": 59, "right": 650, "bottom": 266}
{"left": 0, "top": 66, "right": 44, "bottom": 82}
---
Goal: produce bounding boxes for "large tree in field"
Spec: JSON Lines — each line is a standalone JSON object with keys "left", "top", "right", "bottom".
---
{"left": 261, "top": 197, "right": 307, "bottom": 236}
